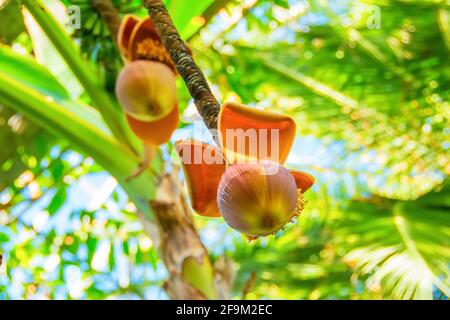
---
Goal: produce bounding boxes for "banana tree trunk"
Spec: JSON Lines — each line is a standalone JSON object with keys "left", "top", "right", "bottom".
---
{"left": 148, "top": 170, "right": 233, "bottom": 299}
{"left": 136, "top": 0, "right": 233, "bottom": 299}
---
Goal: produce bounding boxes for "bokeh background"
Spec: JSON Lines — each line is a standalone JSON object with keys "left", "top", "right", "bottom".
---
{"left": 0, "top": 0, "right": 449, "bottom": 299}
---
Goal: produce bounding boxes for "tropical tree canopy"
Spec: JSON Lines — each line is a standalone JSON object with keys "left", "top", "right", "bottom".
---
{"left": 0, "top": 0, "right": 448, "bottom": 300}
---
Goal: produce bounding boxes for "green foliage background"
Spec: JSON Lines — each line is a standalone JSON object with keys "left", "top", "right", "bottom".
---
{"left": 0, "top": 0, "right": 448, "bottom": 299}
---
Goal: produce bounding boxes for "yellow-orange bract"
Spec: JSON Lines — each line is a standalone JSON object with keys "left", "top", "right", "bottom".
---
{"left": 290, "top": 170, "right": 315, "bottom": 192}
{"left": 128, "top": 17, "right": 160, "bottom": 61}
{"left": 117, "top": 15, "right": 139, "bottom": 61}
{"left": 117, "top": 15, "right": 176, "bottom": 71}
{"left": 126, "top": 104, "right": 179, "bottom": 146}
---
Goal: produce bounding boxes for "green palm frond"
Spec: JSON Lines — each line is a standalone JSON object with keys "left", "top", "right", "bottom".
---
{"left": 231, "top": 184, "right": 449, "bottom": 300}
{"left": 231, "top": 187, "right": 358, "bottom": 300}
{"left": 341, "top": 186, "right": 450, "bottom": 299}
{"left": 62, "top": 0, "right": 142, "bottom": 90}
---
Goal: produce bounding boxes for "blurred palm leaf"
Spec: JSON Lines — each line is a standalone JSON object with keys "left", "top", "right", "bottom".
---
{"left": 196, "top": 0, "right": 449, "bottom": 200}
{"left": 62, "top": 0, "right": 224, "bottom": 89}
{"left": 207, "top": 1, "right": 450, "bottom": 299}
{"left": 342, "top": 185, "right": 450, "bottom": 299}
{"left": 63, "top": 0, "right": 142, "bottom": 90}
{"left": 231, "top": 188, "right": 357, "bottom": 300}
{"left": 0, "top": 0, "right": 26, "bottom": 44}
{"left": 231, "top": 184, "right": 449, "bottom": 300}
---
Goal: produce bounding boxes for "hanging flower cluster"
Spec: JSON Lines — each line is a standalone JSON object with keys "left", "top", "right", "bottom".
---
{"left": 176, "top": 102, "right": 315, "bottom": 239}
{"left": 115, "top": 15, "right": 179, "bottom": 146}
{"left": 115, "top": 15, "right": 314, "bottom": 239}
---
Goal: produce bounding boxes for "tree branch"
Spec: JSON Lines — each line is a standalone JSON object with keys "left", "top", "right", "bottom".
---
{"left": 186, "top": 0, "right": 233, "bottom": 41}
{"left": 142, "top": 0, "right": 221, "bottom": 132}
{"left": 91, "top": 0, "right": 121, "bottom": 42}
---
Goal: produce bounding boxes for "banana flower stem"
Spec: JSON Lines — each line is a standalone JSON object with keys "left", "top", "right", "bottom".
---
{"left": 142, "top": 0, "right": 221, "bottom": 133}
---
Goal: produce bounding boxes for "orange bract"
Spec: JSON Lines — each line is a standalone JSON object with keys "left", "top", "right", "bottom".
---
{"left": 126, "top": 103, "right": 179, "bottom": 146}
{"left": 128, "top": 18, "right": 160, "bottom": 61}
{"left": 290, "top": 170, "right": 315, "bottom": 192}
{"left": 118, "top": 16, "right": 174, "bottom": 69}
{"left": 175, "top": 140, "right": 226, "bottom": 217}
{"left": 117, "top": 14, "right": 139, "bottom": 60}
{"left": 218, "top": 102, "right": 296, "bottom": 164}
